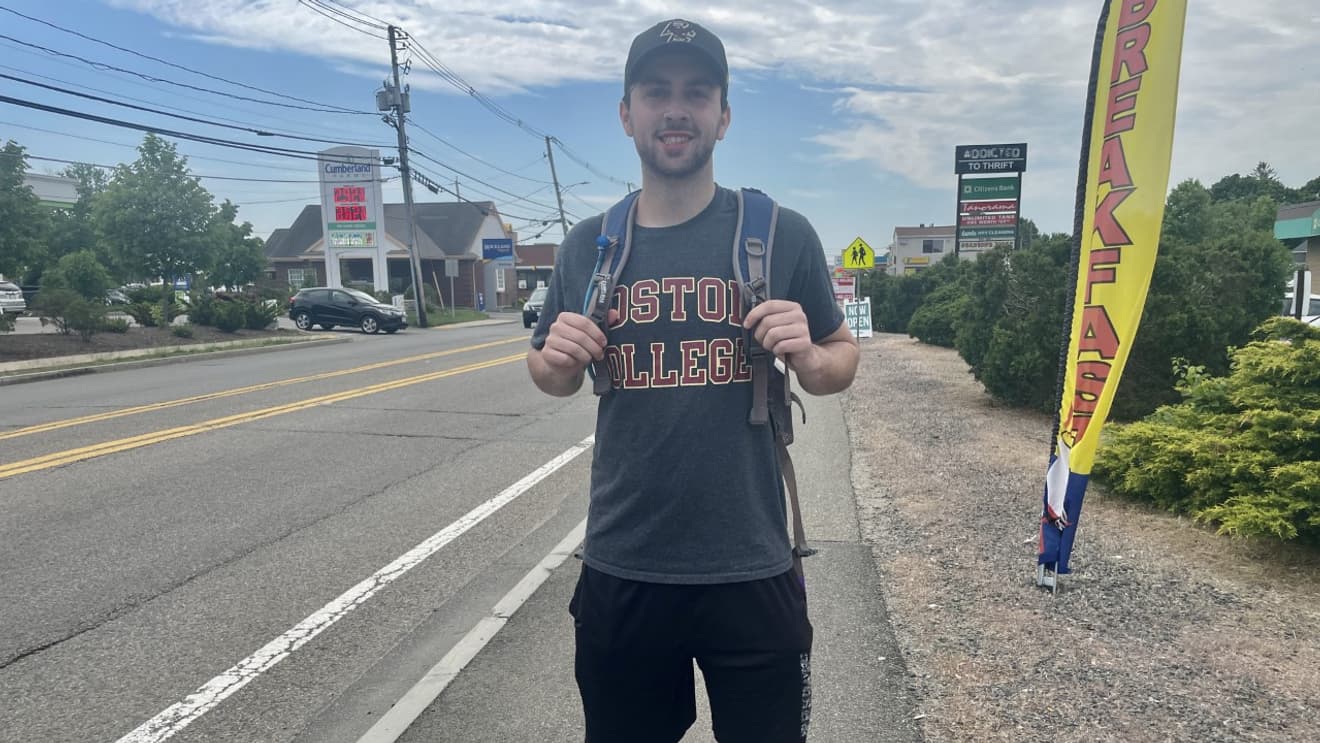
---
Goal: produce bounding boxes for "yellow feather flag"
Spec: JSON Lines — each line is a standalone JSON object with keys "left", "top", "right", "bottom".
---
{"left": 1039, "top": 0, "right": 1188, "bottom": 584}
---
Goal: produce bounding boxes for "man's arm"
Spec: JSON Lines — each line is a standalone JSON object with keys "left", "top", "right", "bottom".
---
{"left": 527, "top": 311, "right": 613, "bottom": 397}
{"left": 743, "top": 301, "right": 859, "bottom": 395}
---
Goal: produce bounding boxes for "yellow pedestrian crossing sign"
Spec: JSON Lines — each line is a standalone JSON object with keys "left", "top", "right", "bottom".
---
{"left": 842, "top": 237, "right": 874, "bottom": 269}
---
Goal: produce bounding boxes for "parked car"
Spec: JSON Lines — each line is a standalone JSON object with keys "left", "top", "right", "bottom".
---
{"left": 0, "top": 281, "right": 26, "bottom": 315}
{"left": 1281, "top": 293, "right": 1320, "bottom": 325}
{"left": 523, "top": 285, "right": 548, "bottom": 328}
{"left": 288, "top": 287, "right": 407, "bottom": 334}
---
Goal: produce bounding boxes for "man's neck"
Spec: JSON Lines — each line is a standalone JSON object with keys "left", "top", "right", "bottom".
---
{"left": 634, "top": 176, "right": 717, "bottom": 228}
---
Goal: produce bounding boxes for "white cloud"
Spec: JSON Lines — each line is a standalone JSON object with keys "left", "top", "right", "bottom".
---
{"left": 111, "top": 0, "right": 1320, "bottom": 199}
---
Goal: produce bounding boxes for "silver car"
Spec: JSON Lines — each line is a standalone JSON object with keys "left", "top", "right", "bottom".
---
{"left": 0, "top": 281, "right": 26, "bottom": 315}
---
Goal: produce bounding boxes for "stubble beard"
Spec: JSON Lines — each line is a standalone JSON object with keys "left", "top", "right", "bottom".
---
{"left": 636, "top": 133, "right": 716, "bottom": 182}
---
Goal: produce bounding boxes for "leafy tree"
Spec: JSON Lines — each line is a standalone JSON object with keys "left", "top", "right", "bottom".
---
{"left": 1209, "top": 161, "right": 1290, "bottom": 204}
{"left": 204, "top": 200, "right": 266, "bottom": 289}
{"left": 906, "top": 256, "right": 973, "bottom": 347}
{"left": 1111, "top": 183, "right": 1294, "bottom": 418}
{"left": 94, "top": 135, "right": 217, "bottom": 285}
{"left": 41, "top": 250, "right": 114, "bottom": 300}
{"left": 47, "top": 162, "right": 110, "bottom": 268}
{"left": 955, "top": 233, "right": 1072, "bottom": 411}
{"left": 0, "top": 140, "right": 49, "bottom": 280}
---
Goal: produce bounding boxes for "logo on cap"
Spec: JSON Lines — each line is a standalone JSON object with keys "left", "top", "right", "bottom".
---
{"left": 658, "top": 20, "right": 697, "bottom": 44}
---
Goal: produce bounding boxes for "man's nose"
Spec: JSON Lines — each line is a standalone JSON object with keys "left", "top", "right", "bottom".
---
{"left": 663, "top": 111, "right": 691, "bottom": 126}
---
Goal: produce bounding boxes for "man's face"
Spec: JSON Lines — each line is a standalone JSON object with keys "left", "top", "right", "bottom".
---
{"left": 620, "top": 50, "right": 731, "bottom": 182}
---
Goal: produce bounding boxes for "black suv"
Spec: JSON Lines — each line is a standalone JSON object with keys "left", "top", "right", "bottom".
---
{"left": 288, "top": 287, "right": 407, "bottom": 334}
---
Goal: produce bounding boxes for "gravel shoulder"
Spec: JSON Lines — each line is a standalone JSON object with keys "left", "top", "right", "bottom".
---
{"left": 844, "top": 333, "right": 1320, "bottom": 742}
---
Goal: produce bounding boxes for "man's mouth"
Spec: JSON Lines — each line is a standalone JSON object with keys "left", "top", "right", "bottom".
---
{"left": 659, "top": 132, "right": 693, "bottom": 145}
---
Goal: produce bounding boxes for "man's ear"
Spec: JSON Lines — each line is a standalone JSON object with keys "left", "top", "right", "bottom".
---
{"left": 716, "top": 104, "right": 731, "bottom": 141}
{"left": 620, "top": 99, "right": 634, "bottom": 137}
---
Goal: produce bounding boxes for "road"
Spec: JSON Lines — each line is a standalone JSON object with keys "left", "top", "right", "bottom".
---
{"left": 0, "top": 322, "right": 915, "bottom": 742}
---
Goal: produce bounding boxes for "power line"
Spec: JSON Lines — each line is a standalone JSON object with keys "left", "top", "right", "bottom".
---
{"left": 0, "top": 62, "right": 369, "bottom": 145}
{"left": 1, "top": 152, "right": 392, "bottom": 184}
{"left": 0, "top": 93, "right": 384, "bottom": 165}
{"left": 297, "top": 1, "right": 388, "bottom": 39}
{"left": 406, "top": 161, "right": 545, "bottom": 224}
{"left": 306, "top": 0, "right": 390, "bottom": 29}
{"left": 0, "top": 43, "right": 386, "bottom": 145}
{"left": 0, "top": 3, "right": 372, "bottom": 115}
{"left": 406, "top": 117, "right": 552, "bottom": 185}
{"left": 407, "top": 147, "right": 562, "bottom": 212}
{"left": 0, "top": 72, "right": 396, "bottom": 149}
{"left": 0, "top": 118, "right": 325, "bottom": 173}
{"left": 399, "top": 30, "right": 627, "bottom": 187}
{"left": 0, "top": 33, "right": 375, "bottom": 116}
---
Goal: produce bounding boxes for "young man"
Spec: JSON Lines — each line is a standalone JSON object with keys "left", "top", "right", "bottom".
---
{"left": 527, "top": 18, "right": 859, "bottom": 743}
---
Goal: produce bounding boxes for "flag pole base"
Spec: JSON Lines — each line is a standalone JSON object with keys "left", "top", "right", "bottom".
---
{"left": 1036, "top": 563, "right": 1060, "bottom": 594}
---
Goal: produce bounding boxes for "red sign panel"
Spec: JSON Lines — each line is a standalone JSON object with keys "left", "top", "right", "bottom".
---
{"left": 960, "top": 212, "right": 1018, "bottom": 227}
{"left": 960, "top": 199, "right": 1018, "bottom": 214}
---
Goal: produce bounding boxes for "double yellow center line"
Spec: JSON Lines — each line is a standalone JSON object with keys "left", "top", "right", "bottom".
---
{"left": 0, "top": 344, "right": 527, "bottom": 481}
{"left": 1, "top": 337, "right": 525, "bottom": 442}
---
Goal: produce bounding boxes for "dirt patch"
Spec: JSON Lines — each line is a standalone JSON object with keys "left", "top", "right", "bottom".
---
{"left": 845, "top": 333, "right": 1320, "bottom": 743}
{"left": 0, "top": 325, "right": 305, "bottom": 363}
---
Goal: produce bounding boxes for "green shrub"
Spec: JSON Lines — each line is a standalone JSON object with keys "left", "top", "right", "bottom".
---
{"left": 189, "top": 295, "right": 217, "bottom": 326}
{"left": 33, "top": 288, "right": 104, "bottom": 340}
{"left": 908, "top": 279, "right": 968, "bottom": 348}
{"left": 0, "top": 312, "right": 14, "bottom": 332}
{"left": 1093, "top": 317, "right": 1320, "bottom": 542}
{"left": 101, "top": 317, "right": 130, "bottom": 333}
{"left": 124, "top": 296, "right": 182, "bottom": 327}
{"left": 41, "top": 251, "right": 114, "bottom": 301}
{"left": 243, "top": 299, "right": 278, "bottom": 330}
{"left": 171, "top": 324, "right": 195, "bottom": 338}
{"left": 214, "top": 300, "right": 245, "bottom": 332}
{"left": 404, "top": 282, "right": 442, "bottom": 312}
{"left": 954, "top": 236, "right": 1071, "bottom": 413}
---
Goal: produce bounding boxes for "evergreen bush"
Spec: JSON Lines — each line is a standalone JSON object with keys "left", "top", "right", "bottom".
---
{"left": 1093, "top": 317, "right": 1320, "bottom": 542}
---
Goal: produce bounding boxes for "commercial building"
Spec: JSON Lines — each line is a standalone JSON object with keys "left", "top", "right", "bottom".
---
{"left": 264, "top": 201, "right": 517, "bottom": 310}
{"left": 886, "top": 224, "right": 956, "bottom": 275}
{"left": 1275, "top": 200, "right": 1320, "bottom": 275}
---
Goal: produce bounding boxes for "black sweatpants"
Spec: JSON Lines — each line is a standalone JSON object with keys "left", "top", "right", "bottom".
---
{"left": 569, "top": 564, "right": 813, "bottom": 743}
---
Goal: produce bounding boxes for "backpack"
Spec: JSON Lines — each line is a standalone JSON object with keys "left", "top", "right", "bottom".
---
{"left": 581, "top": 187, "right": 816, "bottom": 584}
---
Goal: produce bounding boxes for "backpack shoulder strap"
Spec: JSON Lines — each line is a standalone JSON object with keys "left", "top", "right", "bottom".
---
{"left": 584, "top": 190, "right": 640, "bottom": 395}
{"left": 733, "top": 188, "right": 780, "bottom": 426}
{"left": 732, "top": 188, "right": 816, "bottom": 585}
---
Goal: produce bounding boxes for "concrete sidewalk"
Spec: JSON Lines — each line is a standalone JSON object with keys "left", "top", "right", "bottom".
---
{"left": 362, "top": 392, "right": 922, "bottom": 742}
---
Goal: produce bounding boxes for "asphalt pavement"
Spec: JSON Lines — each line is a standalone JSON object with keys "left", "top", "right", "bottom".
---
{"left": 1, "top": 314, "right": 921, "bottom": 742}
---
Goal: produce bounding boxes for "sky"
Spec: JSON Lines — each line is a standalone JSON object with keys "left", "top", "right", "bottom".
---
{"left": 2, "top": 0, "right": 1318, "bottom": 263}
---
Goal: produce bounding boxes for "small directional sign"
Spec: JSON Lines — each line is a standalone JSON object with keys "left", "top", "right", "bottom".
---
{"left": 842, "top": 237, "right": 875, "bottom": 269}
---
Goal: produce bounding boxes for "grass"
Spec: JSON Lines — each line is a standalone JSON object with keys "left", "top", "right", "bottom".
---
{"left": 408, "top": 308, "right": 489, "bottom": 327}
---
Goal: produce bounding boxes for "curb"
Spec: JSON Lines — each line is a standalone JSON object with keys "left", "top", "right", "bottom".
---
{"left": 0, "top": 335, "right": 351, "bottom": 387}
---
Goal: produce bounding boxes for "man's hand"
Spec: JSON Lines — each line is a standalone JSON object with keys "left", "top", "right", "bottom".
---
{"left": 743, "top": 300, "right": 859, "bottom": 395}
{"left": 743, "top": 300, "right": 813, "bottom": 360}
{"left": 527, "top": 310, "right": 619, "bottom": 396}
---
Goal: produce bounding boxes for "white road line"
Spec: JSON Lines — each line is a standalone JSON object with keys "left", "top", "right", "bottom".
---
{"left": 115, "top": 436, "right": 595, "bottom": 743}
{"left": 356, "top": 516, "right": 588, "bottom": 743}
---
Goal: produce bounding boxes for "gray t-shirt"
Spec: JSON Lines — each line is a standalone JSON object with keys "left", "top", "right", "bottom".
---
{"left": 531, "top": 186, "right": 844, "bottom": 584}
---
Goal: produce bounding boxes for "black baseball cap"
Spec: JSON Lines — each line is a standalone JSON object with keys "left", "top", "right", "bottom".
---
{"left": 624, "top": 19, "right": 728, "bottom": 100}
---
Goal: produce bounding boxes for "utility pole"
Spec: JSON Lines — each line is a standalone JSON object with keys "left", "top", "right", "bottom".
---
{"left": 545, "top": 136, "right": 570, "bottom": 240}
{"left": 380, "top": 25, "right": 427, "bottom": 328}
